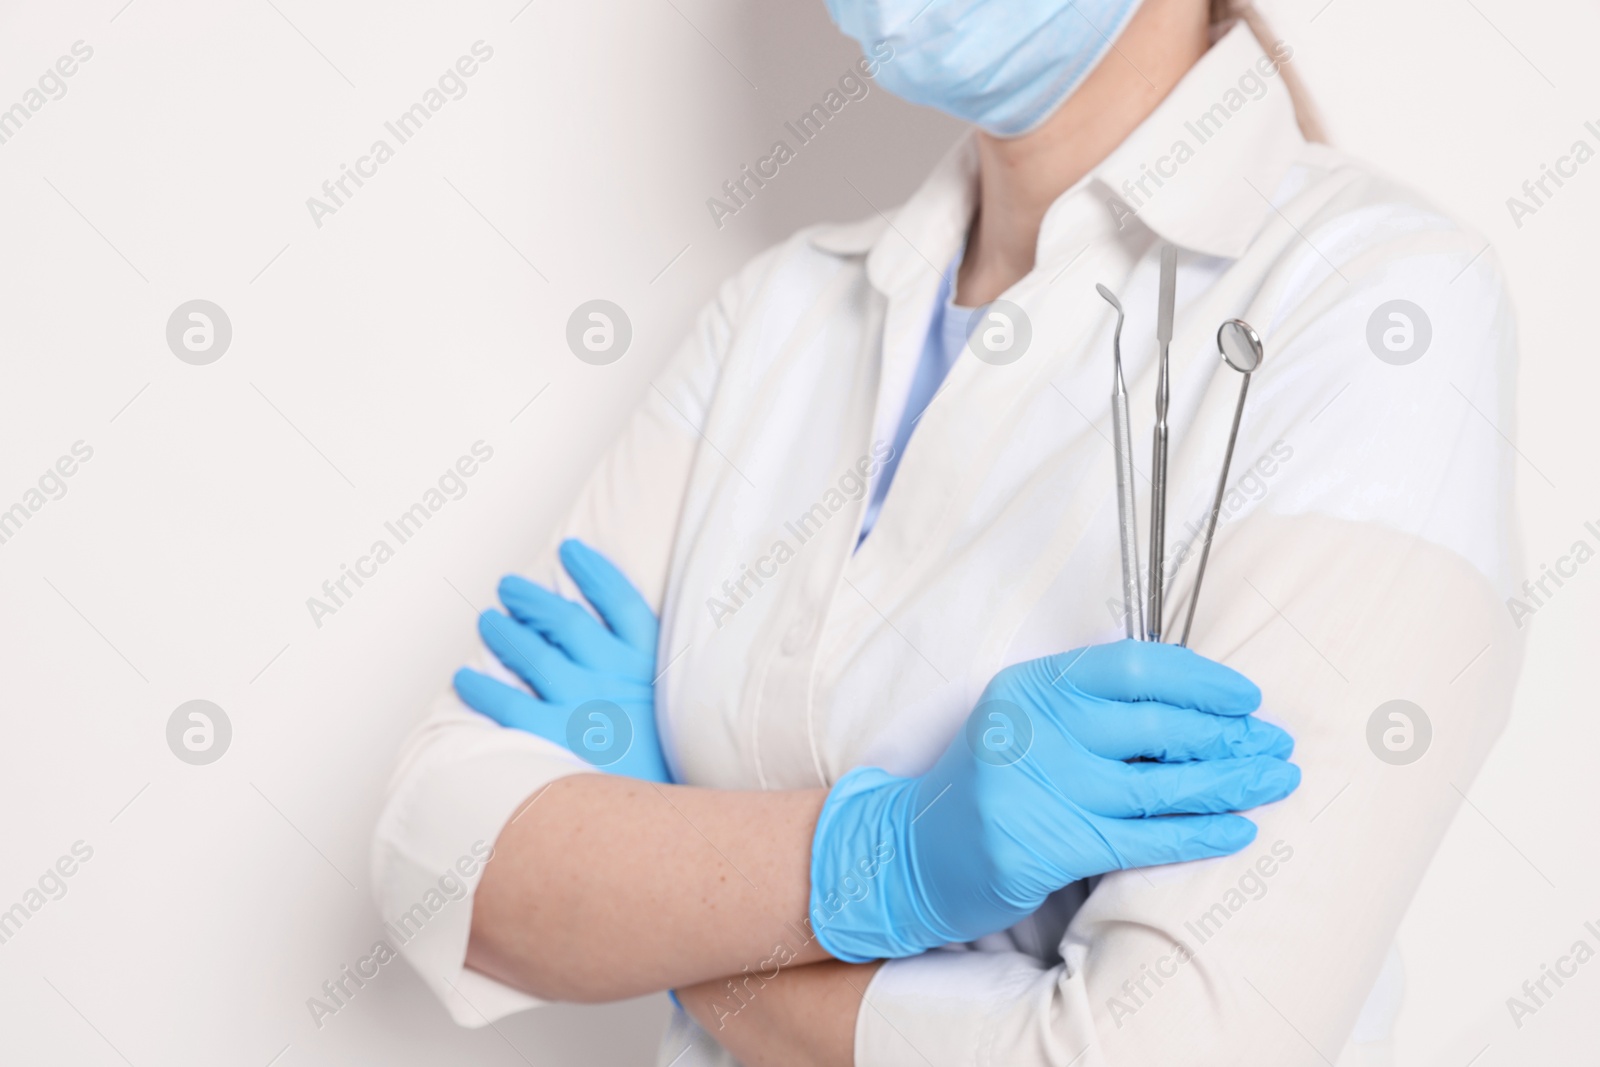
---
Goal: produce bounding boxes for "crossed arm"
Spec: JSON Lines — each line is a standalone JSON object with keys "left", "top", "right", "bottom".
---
{"left": 467, "top": 774, "right": 870, "bottom": 1063}
{"left": 392, "top": 242, "right": 1519, "bottom": 1063}
{"left": 454, "top": 516, "right": 1517, "bottom": 1067}
{"left": 457, "top": 559, "right": 1298, "bottom": 1064}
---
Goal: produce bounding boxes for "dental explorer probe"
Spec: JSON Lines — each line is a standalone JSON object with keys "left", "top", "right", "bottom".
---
{"left": 1148, "top": 244, "right": 1176, "bottom": 641}
{"left": 1179, "top": 319, "right": 1264, "bottom": 648}
{"left": 1096, "top": 283, "right": 1143, "bottom": 640}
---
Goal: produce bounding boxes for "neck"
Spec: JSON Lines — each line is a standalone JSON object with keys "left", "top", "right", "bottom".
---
{"left": 955, "top": 0, "right": 1212, "bottom": 306}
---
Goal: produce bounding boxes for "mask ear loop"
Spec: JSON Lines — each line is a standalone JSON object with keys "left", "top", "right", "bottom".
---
{"left": 1209, "top": 1, "right": 1328, "bottom": 144}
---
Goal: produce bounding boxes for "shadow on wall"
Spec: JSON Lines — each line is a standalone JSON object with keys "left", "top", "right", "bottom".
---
{"left": 710, "top": 0, "right": 965, "bottom": 248}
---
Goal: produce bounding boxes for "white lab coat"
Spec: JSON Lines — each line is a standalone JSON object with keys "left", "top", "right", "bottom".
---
{"left": 371, "top": 23, "right": 1521, "bottom": 1066}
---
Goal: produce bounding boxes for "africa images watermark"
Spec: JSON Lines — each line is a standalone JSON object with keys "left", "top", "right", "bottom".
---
{"left": 305, "top": 840, "right": 494, "bottom": 1029}
{"left": 1504, "top": 516, "right": 1600, "bottom": 629}
{"left": 1105, "top": 40, "right": 1294, "bottom": 231}
{"left": 705, "top": 441, "right": 894, "bottom": 628}
{"left": 1106, "top": 439, "right": 1294, "bottom": 631}
{"left": 0, "top": 840, "right": 95, "bottom": 948}
{"left": 0, "top": 40, "right": 95, "bottom": 148}
{"left": 0, "top": 439, "right": 95, "bottom": 549}
{"left": 705, "top": 43, "right": 894, "bottom": 230}
{"left": 305, "top": 441, "right": 495, "bottom": 628}
{"left": 691, "top": 839, "right": 896, "bottom": 1031}
{"left": 305, "top": 41, "right": 495, "bottom": 229}
{"left": 1505, "top": 917, "right": 1600, "bottom": 1030}
{"left": 1106, "top": 838, "right": 1295, "bottom": 1027}
{"left": 1504, "top": 117, "right": 1600, "bottom": 230}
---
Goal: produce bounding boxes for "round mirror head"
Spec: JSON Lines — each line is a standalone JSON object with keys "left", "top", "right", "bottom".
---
{"left": 1216, "top": 319, "right": 1263, "bottom": 373}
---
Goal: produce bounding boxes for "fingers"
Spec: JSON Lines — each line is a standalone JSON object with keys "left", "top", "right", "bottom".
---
{"left": 559, "top": 540, "right": 658, "bottom": 653}
{"left": 453, "top": 668, "right": 565, "bottom": 746}
{"left": 493, "top": 542, "right": 656, "bottom": 672}
{"left": 497, "top": 577, "right": 614, "bottom": 666}
{"left": 1043, "top": 640, "right": 1261, "bottom": 715}
{"left": 1094, "top": 755, "right": 1301, "bottom": 818}
{"left": 1088, "top": 811, "right": 1260, "bottom": 870}
{"left": 1071, "top": 699, "right": 1294, "bottom": 762}
{"left": 477, "top": 610, "right": 577, "bottom": 700}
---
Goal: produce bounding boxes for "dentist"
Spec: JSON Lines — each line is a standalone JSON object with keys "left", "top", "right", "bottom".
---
{"left": 372, "top": 0, "right": 1520, "bottom": 1063}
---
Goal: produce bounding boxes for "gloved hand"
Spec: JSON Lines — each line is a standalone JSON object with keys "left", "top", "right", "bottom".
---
{"left": 809, "top": 640, "right": 1300, "bottom": 962}
{"left": 453, "top": 539, "right": 670, "bottom": 783}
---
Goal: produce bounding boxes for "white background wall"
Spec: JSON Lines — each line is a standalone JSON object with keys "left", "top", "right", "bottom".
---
{"left": 0, "top": 0, "right": 1591, "bottom": 1063}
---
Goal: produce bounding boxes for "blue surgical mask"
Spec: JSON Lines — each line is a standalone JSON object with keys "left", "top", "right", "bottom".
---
{"left": 825, "top": 0, "right": 1146, "bottom": 137}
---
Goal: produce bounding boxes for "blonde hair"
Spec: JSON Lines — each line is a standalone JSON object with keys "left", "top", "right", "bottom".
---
{"left": 1210, "top": 0, "right": 1326, "bottom": 142}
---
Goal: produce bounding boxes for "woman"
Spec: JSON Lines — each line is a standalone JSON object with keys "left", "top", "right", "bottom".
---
{"left": 372, "top": 0, "right": 1520, "bottom": 1062}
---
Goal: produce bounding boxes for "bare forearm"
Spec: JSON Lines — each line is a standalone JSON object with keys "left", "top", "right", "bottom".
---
{"left": 466, "top": 774, "right": 833, "bottom": 1001}
{"left": 680, "top": 959, "right": 884, "bottom": 1067}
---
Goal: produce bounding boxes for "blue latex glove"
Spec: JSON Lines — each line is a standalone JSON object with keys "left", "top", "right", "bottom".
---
{"left": 809, "top": 640, "right": 1300, "bottom": 962}
{"left": 453, "top": 539, "right": 670, "bottom": 783}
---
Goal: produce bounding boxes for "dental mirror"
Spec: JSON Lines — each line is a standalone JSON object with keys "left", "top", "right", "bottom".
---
{"left": 1179, "top": 318, "right": 1265, "bottom": 647}
{"left": 1217, "top": 318, "right": 1263, "bottom": 374}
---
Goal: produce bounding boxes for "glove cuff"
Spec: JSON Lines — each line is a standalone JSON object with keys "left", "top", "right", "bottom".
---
{"left": 808, "top": 765, "right": 952, "bottom": 963}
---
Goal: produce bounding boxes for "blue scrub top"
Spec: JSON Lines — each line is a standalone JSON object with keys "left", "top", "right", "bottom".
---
{"left": 858, "top": 258, "right": 981, "bottom": 546}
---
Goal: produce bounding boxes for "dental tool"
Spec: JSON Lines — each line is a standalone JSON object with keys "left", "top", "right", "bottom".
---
{"left": 1096, "top": 283, "right": 1143, "bottom": 640}
{"left": 1179, "top": 318, "right": 1264, "bottom": 648}
{"left": 1147, "top": 244, "right": 1176, "bottom": 641}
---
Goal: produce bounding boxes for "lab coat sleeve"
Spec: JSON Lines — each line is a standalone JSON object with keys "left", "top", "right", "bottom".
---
{"left": 368, "top": 277, "right": 739, "bottom": 1028}
{"left": 856, "top": 231, "right": 1523, "bottom": 1065}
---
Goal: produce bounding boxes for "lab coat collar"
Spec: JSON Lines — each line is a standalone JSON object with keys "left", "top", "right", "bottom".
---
{"left": 809, "top": 135, "right": 979, "bottom": 297}
{"left": 809, "top": 21, "right": 1303, "bottom": 275}
{"left": 1082, "top": 20, "right": 1304, "bottom": 261}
